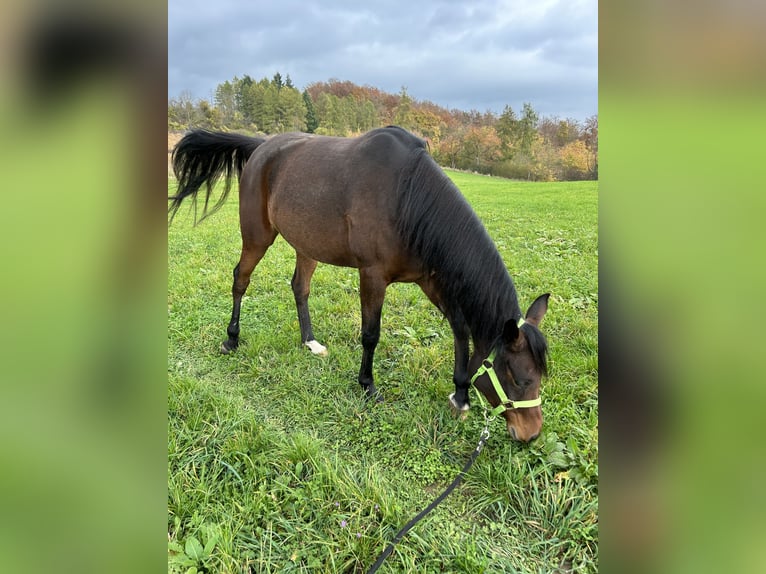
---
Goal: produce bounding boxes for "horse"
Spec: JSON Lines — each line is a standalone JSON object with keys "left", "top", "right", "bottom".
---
{"left": 169, "top": 126, "right": 550, "bottom": 442}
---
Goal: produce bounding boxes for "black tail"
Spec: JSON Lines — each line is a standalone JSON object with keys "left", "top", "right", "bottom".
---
{"left": 169, "top": 129, "right": 265, "bottom": 223}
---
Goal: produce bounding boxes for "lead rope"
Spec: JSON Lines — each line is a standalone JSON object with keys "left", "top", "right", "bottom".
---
{"left": 365, "top": 413, "right": 492, "bottom": 574}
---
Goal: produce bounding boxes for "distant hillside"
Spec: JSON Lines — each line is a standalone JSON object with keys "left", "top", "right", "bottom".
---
{"left": 168, "top": 74, "right": 597, "bottom": 181}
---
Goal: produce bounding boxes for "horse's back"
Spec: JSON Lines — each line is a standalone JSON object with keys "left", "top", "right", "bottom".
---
{"left": 239, "top": 127, "right": 427, "bottom": 273}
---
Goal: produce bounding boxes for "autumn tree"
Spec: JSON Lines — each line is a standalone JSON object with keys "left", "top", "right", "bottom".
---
{"left": 433, "top": 128, "right": 464, "bottom": 169}
{"left": 581, "top": 114, "right": 598, "bottom": 178}
{"left": 457, "top": 126, "right": 501, "bottom": 172}
{"left": 559, "top": 140, "right": 591, "bottom": 180}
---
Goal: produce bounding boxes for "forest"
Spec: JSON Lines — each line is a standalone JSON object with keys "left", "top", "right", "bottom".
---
{"left": 168, "top": 73, "right": 597, "bottom": 181}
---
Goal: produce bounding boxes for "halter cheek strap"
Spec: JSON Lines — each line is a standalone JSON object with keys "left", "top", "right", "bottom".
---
{"left": 470, "top": 318, "right": 542, "bottom": 418}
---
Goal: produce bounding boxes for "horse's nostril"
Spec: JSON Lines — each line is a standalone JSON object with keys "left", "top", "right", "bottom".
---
{"left": 527, "top": 431, "right": 540, "bottom": 442}
{"left": 508, "top": 426, "right": 518, "bottom": 440}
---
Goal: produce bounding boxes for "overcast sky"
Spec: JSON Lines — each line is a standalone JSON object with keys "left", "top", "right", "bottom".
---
{"left": 168, "top": 0, "right": 597, "bottom": 121}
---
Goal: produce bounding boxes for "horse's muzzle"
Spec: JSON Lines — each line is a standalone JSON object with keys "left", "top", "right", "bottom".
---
{"left": 507, "top": 422, "right": 540, "bottom": 443}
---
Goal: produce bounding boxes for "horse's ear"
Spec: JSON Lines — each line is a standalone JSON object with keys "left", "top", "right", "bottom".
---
{"left": 524, "top": 293, "right": 550, "bottom": 327}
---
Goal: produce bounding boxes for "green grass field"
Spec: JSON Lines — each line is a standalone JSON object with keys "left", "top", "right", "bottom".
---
{"left": 168, "top": 171, "right": 598, "bottom": 573}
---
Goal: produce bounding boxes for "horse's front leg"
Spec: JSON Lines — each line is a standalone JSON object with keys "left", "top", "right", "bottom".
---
{"left": 357, "top": 268, "right": 388, "bottom": 401}
{"left": 417, "top": 278, "right": 470, "bottom": 412}
{"left": 447, "top": 308, "right": 471, "bottom": 413}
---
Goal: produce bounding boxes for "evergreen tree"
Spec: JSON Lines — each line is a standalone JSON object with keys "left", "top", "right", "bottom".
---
{"left": 272, "top": 72, "right": 283, "bottom": 91}
{"left": 234, "top": 75, "right": 256, "bottom": 126}
{"left": 303, "top": 90, "right": 318, "bottom": 133}
{"left": 393, "top": 87, "right": 414, "bottom": 130}
{"left": 496, "top": 105, "right": 518, "bottom": 158}
{"left": 214, "top": 81, "right": 237, "bottom": 127}
{"left": 261, "top": 81, "right": 279, "bottom": 132}
{"left": 518, "top": 103, "right": 539, "bottom": 156}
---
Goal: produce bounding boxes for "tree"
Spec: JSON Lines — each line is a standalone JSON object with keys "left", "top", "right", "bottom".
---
{"left": 303, "top": 90, "right": 318, "bottom": 133}
{"left": 277, "top": 87, "right": 307, "bottom": 132}
{"left": 167, "top": 90, "right": 197, "bottom": 129}
{"left": 412, "top": 109, "right": 443, "bottom": 143}
{"left": 393, "top": 87, "right": 415, "bottom": 131}
{"left": 357, "top": 100, "right": 377, "bottom": 133}
{"left": 434, "top": 128, "right": 464, "bottom": 169}
{"left": 555, "top": 118, "right": 580, "bottom": 147}
{"left": 517, "top": 103, "right": 539, "bottom": 156}
{"left": 197, "top": 99, "right": 223, "bottom": 130}
{"left": 495, "top": 103, "right": 538, "bottom": 158}
{"left": 315, "top": 92, "right": 344, "bottom": 135}
{"left": 260, "top": 81, "right": 279, "bottom": 132}
{"left": 234, "top": 75, "right": 256, "bottom": 126}
{"left": 214, "top": 81, "right": 237, "bottom": 127}
{"left": 496, "top": 105, "right": 518, "bottom": 158}
{"left": 559, "top": 140, "right": 591, "bottom": 180}
{"left": 581, "top": 115, "right": 598, "bottom": 178}
{"left": 458, "top": 126, "right": 502, "bottom": 173}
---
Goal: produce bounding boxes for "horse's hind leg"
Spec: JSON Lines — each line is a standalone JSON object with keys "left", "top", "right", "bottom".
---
{"left": 221, "top": 239, "right": 275, "bottom": 354}
{"left": 292, "top": 253, "right": 327, "bottom": 356}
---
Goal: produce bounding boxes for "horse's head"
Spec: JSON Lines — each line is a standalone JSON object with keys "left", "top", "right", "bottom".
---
{"left": 474, "top": 294, "right": 549, "bottom": 442}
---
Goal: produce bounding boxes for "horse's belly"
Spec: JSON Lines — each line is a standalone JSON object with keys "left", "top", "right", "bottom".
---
{"left": 275, "top": 218, "right": 354, "bottom": 266}
{"left": 273, "top": 208, "right": 410, "bottom": 272}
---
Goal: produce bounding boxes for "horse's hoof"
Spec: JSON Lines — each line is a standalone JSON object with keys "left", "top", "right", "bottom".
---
{"left": 449, "top": 392, "right": 470, "bottom": 420}
{"left": 220, "top": 340, "right": 237, "bottom": 354}
{"left": 305, "top": 340, "right": 328, "bottom": 356}
{"left": 363, "top": 385, "right": 383, "bottom": 403}
{"left": 368, "top": 392, "right": 384, "bottom": 404}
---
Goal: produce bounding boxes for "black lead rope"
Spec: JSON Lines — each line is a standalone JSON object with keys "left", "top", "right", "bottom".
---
{"left": 365, "top": 425, "right": 491, "bottom": 574}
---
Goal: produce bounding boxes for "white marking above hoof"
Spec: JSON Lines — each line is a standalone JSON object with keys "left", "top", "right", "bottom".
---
{"left": 449, "top": 392, "right": 470, "bottom": 412}
{"left": 305, "top": 340, "right": 328, "bottom": 356}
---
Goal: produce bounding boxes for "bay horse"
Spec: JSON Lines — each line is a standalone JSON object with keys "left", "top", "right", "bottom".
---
{"left": 169, "top": 126, "right": 549, "bottom": 442}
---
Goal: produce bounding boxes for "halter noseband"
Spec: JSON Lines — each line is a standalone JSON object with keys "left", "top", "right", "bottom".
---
{"left": 470, "top": 318, "right": 542, "bottom": 418}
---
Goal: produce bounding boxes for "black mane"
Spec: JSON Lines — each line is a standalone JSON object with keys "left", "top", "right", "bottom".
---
{"left": 519, "top": 322, "right": 549, "bottom": 377}
{"left": 395, "top": 148, "right": 523, "bottom": 344}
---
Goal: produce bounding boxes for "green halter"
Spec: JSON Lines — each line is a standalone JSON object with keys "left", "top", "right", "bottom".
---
{"left": 470, "top": 318, "right": 542, "bottom": 418}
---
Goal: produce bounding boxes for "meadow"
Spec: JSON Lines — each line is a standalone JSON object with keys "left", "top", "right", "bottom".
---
{"left": 168, "top": 171, "right": 598, "bottom": 573}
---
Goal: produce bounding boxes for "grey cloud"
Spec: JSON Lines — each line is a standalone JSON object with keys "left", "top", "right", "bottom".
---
{"left": 168, "top": 0, "right": 597, "bottom": 120}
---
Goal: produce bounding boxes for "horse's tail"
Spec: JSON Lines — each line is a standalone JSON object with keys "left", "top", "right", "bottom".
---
{"left": 169, "top": 129, "right": 266, "bottom": 223}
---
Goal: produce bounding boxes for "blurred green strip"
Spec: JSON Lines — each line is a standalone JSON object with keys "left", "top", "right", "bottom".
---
{"left": 601, "top": 88, "right": 766, "bottom": 574}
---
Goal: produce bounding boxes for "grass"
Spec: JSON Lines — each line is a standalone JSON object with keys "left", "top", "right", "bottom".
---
{"left": 168, "top": 170, "right": 597, "bottom": 573}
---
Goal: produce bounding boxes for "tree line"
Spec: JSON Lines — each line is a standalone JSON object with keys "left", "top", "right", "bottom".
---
{"left": 168, "top": 73, "right": 597, "bottom": 181}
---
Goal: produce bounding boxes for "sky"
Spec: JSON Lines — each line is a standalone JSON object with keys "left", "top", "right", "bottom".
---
{"left": 168, "top": 0, "right": 597, "bottom": 121}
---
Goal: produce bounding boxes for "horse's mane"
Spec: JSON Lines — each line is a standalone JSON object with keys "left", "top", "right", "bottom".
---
{"left": 520, "top": 322, "right": 549, "bottom": 376}
{"left": 396, "top": 149, "right": 521, "bottom": 341}
{"left": 395, "top": 149, "right": 548, "bottom": 372}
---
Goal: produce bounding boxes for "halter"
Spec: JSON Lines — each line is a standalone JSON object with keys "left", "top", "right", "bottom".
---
{"left": 470, "top": 318, "right": 542, "bottom": 418}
